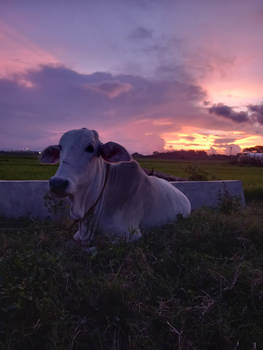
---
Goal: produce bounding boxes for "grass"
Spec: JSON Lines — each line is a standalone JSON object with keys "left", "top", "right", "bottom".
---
{"left": 1, "top": 154, "right": 263, "bottom": 201}
{"left": 1, "top": 202, "right": 263, "bottom": 349}
{"left": 138, "top": 158, "right": 263, "bottom": 197}
{"left": 0, "top": 154, "right": 55, "bottom": 181}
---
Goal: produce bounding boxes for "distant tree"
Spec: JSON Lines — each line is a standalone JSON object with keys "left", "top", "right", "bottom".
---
{"left": 132, "top": 152, "right": 143, "bottom": 158}
{"left": 144, "top": 149, "right": 209, "bottom": 160}
{"left": 243, "top": 145, "right": 263, "bottom": 153}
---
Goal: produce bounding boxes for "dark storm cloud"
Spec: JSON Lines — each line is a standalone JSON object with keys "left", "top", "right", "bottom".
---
{"left": 129, "top": 27, "right": 153, "bottom": 40}
{"left": 208, "top": 102, "right": 263, "bottom": 126}
{"left": 248, "top": 103, "right": 263, "bottom": 113}
{"left": 248, "top": 103, "right": 263, "bottom": 124}
{"left": 0, "top": 64, "right": 206, "bottom": 150}
{"left": 208, "top": 103, "right": 249, "bottom": 123}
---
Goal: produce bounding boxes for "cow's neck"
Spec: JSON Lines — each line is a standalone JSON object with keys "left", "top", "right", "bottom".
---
{"left": 70, "top": 159, "right": 109, "bottom": 219}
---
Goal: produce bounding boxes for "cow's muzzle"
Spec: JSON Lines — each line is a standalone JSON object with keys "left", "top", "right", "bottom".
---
{"left": 49, "top": 177, "right": 70, "bottom": 197}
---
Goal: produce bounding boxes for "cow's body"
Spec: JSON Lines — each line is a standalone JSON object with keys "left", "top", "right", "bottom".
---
{"left": 41, "top": 128, "right": 191, "bottom": 246}
{"left": 73, "top": 159, "right": 191, "bottom": 243}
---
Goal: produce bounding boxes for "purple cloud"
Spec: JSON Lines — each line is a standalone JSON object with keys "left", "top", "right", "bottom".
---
{"left": 0, "top": 64, "right": 206, "bottom": 151}
{"left": 208, "top": 102, "right": 263, "bottom": 127}
{"left": 129, "top": 27, "right": 153, "bottom": 40}
{"left": 208, "top": 103, "right": 249, "bottom": 123}
{"left": 248, "top": 103, "right": 263, "bottom": 124}
{"left": 85, "top": 81, "right": 132, "bottom": 98}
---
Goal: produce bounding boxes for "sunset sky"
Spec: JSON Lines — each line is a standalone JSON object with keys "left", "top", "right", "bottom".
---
{"left": 1, "top": 0, "right": 263, "bottom": 154}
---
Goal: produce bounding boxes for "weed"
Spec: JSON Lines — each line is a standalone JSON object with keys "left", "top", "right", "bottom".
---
{"left": 185, "top": 164, "right": 216, "bottom": 181}
{"left": 218, "top": 189, "right": 243, "bottom": 214}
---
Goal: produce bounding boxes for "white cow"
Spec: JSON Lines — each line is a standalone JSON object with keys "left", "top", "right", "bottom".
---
{"left": 41, "top": 128, "right": 191, "bottom": 246}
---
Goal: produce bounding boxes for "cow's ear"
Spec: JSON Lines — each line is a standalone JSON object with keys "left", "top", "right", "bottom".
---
{"left": 40, "top": 145, "right": 60, "bottom": 164}
{"left": 99, "top": 142, "right": 131, "bottom": 162}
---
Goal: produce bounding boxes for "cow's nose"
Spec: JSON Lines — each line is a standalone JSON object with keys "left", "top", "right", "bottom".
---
{"left": 49, "top": 177, "right": 69, "bottom": 196}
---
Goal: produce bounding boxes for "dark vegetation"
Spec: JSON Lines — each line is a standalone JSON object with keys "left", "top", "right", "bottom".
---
{"left": 133, "top": 149, "right": 229, "bottom": 161}
{"left": 1, "top": 202, "right": 263, "bottom": 349}
{"left": 243, "top": 145, "right": 263, "bottom": 153}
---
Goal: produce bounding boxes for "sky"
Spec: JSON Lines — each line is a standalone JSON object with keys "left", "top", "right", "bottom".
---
{"left": 1, "top": 0, "right": 263, "bottom": 154}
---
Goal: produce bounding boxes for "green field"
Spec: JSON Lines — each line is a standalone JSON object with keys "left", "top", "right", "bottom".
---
{"left": 1, "top": 154, "right": 263, "bottom": 201}
{"left": 0, "top": 154, "right": 55, "bottom": 181}
{"left": 139, "top": 158, "right": 263, "bottom": 202}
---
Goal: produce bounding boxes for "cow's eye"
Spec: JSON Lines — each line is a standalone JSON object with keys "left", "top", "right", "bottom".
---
{"left": 85, "top": 145, "right": 94, "bottom": 153}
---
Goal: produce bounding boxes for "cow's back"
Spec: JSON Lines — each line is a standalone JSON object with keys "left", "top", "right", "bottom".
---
{"left": 98, "top": 160, "right": 191, "bottom": 234}
{"left": 141, "top": 176, "right": 191, "bottom": 228}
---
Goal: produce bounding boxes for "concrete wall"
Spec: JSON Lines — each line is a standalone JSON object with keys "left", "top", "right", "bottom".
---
{"left": 0, "top": 180, "right": 245, "bottom": 219}
{"left": 172, "top": 180, "right": 245, "bottom": 210}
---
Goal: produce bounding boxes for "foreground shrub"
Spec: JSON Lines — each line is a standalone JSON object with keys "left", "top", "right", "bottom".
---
{"left": 1, "top": 204, "right": 263, "bottom": 349}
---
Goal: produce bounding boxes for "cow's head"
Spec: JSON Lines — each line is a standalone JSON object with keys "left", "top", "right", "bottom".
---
{"left": 40, "top": 128, "right": 131, "bottom": 198}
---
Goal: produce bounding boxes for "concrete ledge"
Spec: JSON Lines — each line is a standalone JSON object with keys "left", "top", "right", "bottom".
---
{"left": 172, "top": 180, "right": 245, "bottom": 210}
{"left": 0, "top": 180, "right": 245, "bottom": 219}
{"left": 0, "top": 181, "right": 68, "bottom": 219}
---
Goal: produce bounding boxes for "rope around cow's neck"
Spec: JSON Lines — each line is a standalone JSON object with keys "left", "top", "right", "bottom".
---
{"left": 82, "top": 162, "right": 110, "bottom": 221}
{"left": 69, "top": 163, "right": 110, "bottom": 239}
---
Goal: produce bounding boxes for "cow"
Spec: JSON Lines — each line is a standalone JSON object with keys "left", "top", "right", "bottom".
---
{"left": 40, "top": 128, "right": 191, "bottom": 248}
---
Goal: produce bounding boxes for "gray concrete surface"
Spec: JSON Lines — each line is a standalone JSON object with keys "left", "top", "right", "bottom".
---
{"left": 0, "top": 181, "right": 69, "bottom": 219}
{"left": 172, "top": 180, "right": 245, "bottom": 210}
{"left": 0, "top": 180, "right": 245, "bottom": 219}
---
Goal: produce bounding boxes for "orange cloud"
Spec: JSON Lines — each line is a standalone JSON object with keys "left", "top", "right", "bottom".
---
{"left": 161, "top": 127, "right": 263, "bottom": 154}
